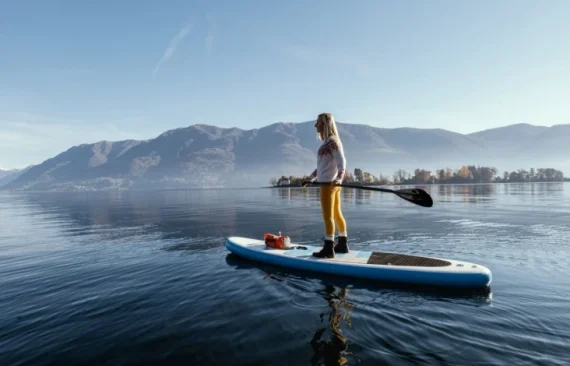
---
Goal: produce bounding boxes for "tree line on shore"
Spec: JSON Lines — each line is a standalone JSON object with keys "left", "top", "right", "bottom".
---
{"left": 270, "top": 165, "right": 568, "bottom": 187}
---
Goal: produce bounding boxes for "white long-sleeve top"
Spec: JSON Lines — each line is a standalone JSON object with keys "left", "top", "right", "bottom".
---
{"left": 309, "top": 136, "right": 347, "bottom": 182}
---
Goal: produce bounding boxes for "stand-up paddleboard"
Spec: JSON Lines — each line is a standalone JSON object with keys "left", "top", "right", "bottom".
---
{"left": 226, "top": 236, "right": 492, "bottom": 288}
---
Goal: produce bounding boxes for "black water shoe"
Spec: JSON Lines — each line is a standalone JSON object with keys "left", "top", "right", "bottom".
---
{"left": 312, "top": 240, "right": 335, "bottom": 258}
{"left": 334, "top": 236, "right": 349, "bottom": 253}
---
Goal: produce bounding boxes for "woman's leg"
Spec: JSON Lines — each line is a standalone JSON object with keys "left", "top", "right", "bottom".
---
{"left": 333, "top": 187, "right": 346, "bottom": 236}
{"left": 320, "top": 186, "right": 335, "bottom": 241}
{"left": 313, "top": 185, "right": 335, "bottom": 258}
{"left": 333, "top": 187, "right": 349, "bottom": 253}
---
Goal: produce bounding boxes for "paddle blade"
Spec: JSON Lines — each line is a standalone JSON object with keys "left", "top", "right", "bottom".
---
{"left": 394, "top": 188, "right": 433, "bottom": 207}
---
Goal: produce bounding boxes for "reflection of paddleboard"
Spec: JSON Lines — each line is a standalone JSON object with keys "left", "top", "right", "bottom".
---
{"left": 225, "top": 237, "right": 492, "bottom": 288}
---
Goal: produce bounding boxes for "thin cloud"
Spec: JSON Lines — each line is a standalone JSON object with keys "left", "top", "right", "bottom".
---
{"left": 152, "top": 21, "right": 193, "bottom": 77}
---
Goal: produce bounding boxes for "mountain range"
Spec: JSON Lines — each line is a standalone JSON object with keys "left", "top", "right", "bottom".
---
{"left": 2, "top": 121, "right": 569, "bottom": 191}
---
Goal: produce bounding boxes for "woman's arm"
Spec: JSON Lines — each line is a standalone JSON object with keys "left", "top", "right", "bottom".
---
{"left": 332, "top": 139, "right": 346, "bottom": 182}
{"left": 309, "top": 168, "right": 317, "bottom": 181}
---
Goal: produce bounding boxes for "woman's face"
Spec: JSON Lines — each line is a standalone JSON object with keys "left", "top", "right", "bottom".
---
{"left": 315, "top": 117, "right": 325, "bottom": 134}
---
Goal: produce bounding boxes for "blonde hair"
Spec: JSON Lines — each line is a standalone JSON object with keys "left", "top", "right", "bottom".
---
{"left": 316, "top": 113, "right": 341, "bottom": 141}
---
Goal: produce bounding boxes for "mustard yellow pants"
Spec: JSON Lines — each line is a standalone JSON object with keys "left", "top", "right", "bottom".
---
{"left": 320, "top": 186, "right": 347, "bottom": 241}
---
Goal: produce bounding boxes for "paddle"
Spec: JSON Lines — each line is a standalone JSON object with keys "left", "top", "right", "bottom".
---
{"left": 303, "top": 181, "right": 433, "bottom": 208}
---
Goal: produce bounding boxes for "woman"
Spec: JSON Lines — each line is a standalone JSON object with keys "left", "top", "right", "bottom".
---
{"left": 302, "top": 113, "right": 349, "bottom": 258}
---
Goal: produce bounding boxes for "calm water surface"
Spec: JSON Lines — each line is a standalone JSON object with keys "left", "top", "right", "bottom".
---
{"left": 1, "top": 183, "right": 569, "bottom": 365}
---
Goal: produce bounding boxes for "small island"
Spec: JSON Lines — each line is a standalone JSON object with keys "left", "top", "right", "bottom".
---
{"left": 269, "top": 165, "right": 568, "bottom": 187}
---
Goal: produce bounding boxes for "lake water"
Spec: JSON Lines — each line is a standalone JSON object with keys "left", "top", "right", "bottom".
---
{"left": 1, "top": 183, "right": 569, "bottom": 365}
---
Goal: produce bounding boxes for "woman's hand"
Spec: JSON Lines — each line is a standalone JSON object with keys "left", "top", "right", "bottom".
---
{"left": 331, "top": 178, "right": 342, "bottom": 186}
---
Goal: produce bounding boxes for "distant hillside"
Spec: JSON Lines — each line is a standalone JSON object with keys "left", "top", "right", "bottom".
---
{"left": 467, "top": 123, "right": 570, "bottom": 167}
{"left": 0, "top": 169, "right": 19, "bottom": 180}
{"left": 3, "top": 121, "right": 570, "bottom": 191}
{"left": 468, "top": 123, "right": 549, "bottom": 143}
{"left": 0, "top": 166, "right": 34, "bottom": 187}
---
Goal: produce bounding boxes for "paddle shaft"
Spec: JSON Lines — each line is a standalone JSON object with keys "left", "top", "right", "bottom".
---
{"left": 308, "top": 181, "right": 396, "bottom": 193}
{"left": 306, "top": 181, "right": 433, "bottom": 207}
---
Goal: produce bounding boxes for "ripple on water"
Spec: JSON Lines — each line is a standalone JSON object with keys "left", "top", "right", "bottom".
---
{"left": 344, "top": 298, "right": 489, "bottom": 364}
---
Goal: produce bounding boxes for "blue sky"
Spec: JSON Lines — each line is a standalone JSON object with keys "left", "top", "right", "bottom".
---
{"left": 1, "top": 0, "right": 569, "bottom": 169}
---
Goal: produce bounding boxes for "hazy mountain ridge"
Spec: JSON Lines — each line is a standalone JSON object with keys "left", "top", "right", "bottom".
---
{"left": 468, "top": 123, "right": 548, "bottom": 142}
{"left": 0, "top": 169, "right": 19, "bottom": 180}
{"left": 0, "top": 166, "right": 34, "bottom": 187}
{"left": 3, "top": 121, "right": 570, "bottom": 191}
{"left": 466, "top": 123, "right": 570, "bottom": 163}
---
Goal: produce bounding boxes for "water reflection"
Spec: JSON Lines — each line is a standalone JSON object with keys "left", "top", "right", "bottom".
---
{"left": 433, "top": 182, "right": 566, "bottom": 199}
{"left": 436, "top": 184, "right": 496, "bottom": 197}
{"left": 8, "top": 191, "right": 244, "bottom": 246}
{"left": 224, "top": 252, "right": 492, "bottom": 365}
{"left": 310, "top": 285, "right": 353, "bottom": 366}
{"left": 270, "top": 187, "right": 373, "bottom": 204}
{"left": 502, "top": 182, "right": 565, "bottom": 197}
{"left": 431, "top": 182, "right": 567, "bottom": 205}
{"left": 436, "top": 184, "right": 495, "bottom": 205}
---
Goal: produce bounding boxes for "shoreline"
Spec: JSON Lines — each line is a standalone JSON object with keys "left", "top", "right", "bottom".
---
{"left": 265, "top": 180, "right": 570, "bottom": 188}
